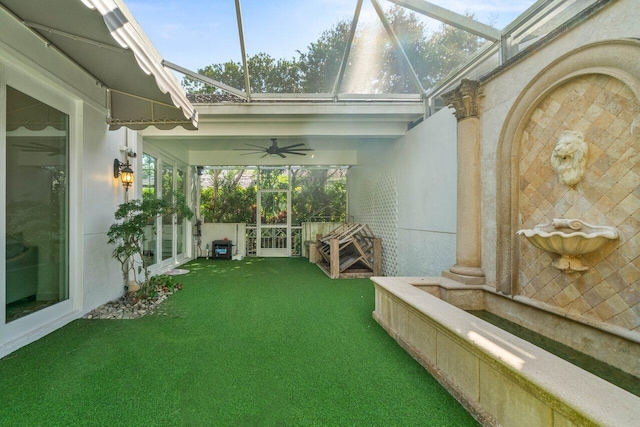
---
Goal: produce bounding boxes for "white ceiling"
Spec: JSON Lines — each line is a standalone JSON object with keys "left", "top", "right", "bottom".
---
{"left": 140, "top": 100, "right": 427, "bottom": 165}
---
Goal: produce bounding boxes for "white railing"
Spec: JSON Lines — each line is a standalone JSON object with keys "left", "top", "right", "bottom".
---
{"left": 245, "top": 225, "right": 303, "bottom": 257}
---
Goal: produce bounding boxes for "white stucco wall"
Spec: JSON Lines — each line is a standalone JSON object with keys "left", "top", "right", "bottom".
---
{"left": 81, "top": 122, "right": 130, "bottom": 312}
{"left": 479, "top": 0, "right": 640, "bottom": 286}
{"left": 348, "top": 108, "right": 458, "bottom": 276}
{"left": 200, "top": 223, "right": 246, "bottom": 257}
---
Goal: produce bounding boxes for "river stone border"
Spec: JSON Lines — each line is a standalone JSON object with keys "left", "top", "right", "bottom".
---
{"left": 83, "top": 285, "right": 182, "bottom": 320}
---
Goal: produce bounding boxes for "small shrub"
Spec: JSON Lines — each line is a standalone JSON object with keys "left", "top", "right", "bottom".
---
{"left": 149, "top": 274, "right": 175, "bottom": 292}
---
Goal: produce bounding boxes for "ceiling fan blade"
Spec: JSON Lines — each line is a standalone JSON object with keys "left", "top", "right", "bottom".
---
{"left": 283, "top": 148, "right": 314, "bottom": 151}
{"left": 279, "top": 143, "right": 305, "bottom": 150}
{"left": 277, "top": 152, "right": 286, "bottom": 158}
{"left": 240, "top": 151, "right": 263, "bottom": 156}
{"left": 285, "top": 152, "right": 307, "bottom": 156}
{"left": 261, "top": 153, "right": 269, "bottom": 158}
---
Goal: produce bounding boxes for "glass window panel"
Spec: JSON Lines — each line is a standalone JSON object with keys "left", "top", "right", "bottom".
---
{"left": 341, "top": 0, "right": 416, "bottom": 94}
{"left": 142, "top": 153, "right": 157, "bottom": 266}
{"left": 5, "top": 87, "right": 69, "bottom": 322}
{"left": 413, "top": 0, "right": 537, "bottom": 30}
{"left": 258, "top": 167, "right": 289, "bottom": 190}
{"left": 161, "top": 162, "right": 174, "bottom": 261}
{"left": 291, "top": 167, "right": 347, "bottom": 226}
{"left": 142, "top": 154, "right": 157, "bottom": 198}
{"left": 341, "top": 1, "right": 493, "bottom": 94}
{"left": 200, "top": 168, "right": 257, "bottom": 224}
{"left": 129, "top": 1, "right": 244, "bottom": 94}
{"left": 242, "top": 0, "right": 354, "bottom": 93}
{"left": 388, "top": 5, "right": 488, "bottom": 92}
{"left": 260, "top": 191, "right": 288, "bottom": 225}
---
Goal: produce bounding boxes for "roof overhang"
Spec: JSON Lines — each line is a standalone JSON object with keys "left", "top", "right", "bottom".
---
{"left": 0, "top": 0, "right": 197, "bottom": 131}
{"left": 139, "top": 101, "right": 426, "bottom": 139}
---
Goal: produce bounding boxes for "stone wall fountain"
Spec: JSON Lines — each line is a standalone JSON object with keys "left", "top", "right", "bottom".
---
{"left": 514, "top": 71, "right": 639, "bottom": 333}
{"left": 517, "top": 130, "right": 620, "bottom": 273}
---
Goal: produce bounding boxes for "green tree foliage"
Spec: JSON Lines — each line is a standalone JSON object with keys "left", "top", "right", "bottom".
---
{"left": 183, "top": 53, "right": 302, "bottom": 94}
{"left": 183, "top": 6, "right": 483, "bottom": 94}
{"left": 200, "top": 168, "right": 346, "bottom": 225}
{"left": 291, "top": 168, "right": 346, "bottom": 223}
{"left": 298, "top": 20, "right": 352, "bottom": 93}
{"left": 258, "top": 168, "right": 289, "bottom": 190}
{"left": 362, "top": 6, "right": 484, "bottom": 92}
{"left": 419, "top": 15, "right": 485, "bottom": 88}
{"left": 200, "top": 169, "right": 257, "bottom": 223}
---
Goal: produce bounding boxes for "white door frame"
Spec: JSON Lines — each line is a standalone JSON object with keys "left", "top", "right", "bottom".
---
{"left": 158, "top": 160, "right": 175, "bottom": 268}
{"left": 141, "top": 147, "right": 189, "bottom": 270}
{"left": 1, "top": 67, "right": 81, "bottom": 346}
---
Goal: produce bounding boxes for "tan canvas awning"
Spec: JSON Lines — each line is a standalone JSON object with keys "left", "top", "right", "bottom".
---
{"left": 0, "top": 0, "right": 198, "bottom": 131}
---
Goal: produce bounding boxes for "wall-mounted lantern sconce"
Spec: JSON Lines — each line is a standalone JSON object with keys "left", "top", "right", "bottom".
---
{"left": 114, "top": 159, "right": 134, "bottom": 191}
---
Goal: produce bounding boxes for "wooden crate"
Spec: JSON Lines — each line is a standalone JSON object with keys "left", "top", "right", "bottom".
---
{"left": 315, "top": 223, "right": 382, "bottom": 279}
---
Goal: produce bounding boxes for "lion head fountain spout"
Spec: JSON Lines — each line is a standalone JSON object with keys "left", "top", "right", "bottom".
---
{"left": 517, "top": 219, "right": 618, "bottom": 272}
{"left": 550, "top": 130, "right": 588, "bottom": 187}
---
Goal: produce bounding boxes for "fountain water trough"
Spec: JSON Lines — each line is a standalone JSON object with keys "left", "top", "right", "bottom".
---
{"left": 372, "top": 276, "right": 640, "bottom": 426}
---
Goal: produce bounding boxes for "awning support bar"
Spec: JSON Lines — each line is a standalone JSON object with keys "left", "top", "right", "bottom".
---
{"left": 235, "top": 0, "right": 252, "bottom": 100}
{"left": 162, "top": 60, "right": 248, "bottom": 100}
{"left": 23, "top": 21, "right": 130, "bottom": 54}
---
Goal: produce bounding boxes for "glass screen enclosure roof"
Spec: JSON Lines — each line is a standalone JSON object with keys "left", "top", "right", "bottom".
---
{"left": 161, "top": 0, "right": 514, "bottom": 100}
{"left": 136, "top": 0, "right": 601, "bottom": 109}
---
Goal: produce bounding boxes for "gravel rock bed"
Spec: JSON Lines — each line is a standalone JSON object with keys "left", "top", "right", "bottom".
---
{"left": 83, "top": 286, "right": 181, "bottom": 320}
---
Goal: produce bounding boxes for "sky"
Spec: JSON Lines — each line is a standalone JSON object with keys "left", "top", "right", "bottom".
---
{"left": 126, "top": 0, "right": 536, "bottom": 72}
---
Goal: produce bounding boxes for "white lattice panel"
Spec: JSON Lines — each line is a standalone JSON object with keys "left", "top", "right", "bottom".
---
{"left": 358, "top": 173, "right": 398, "bottom": 276}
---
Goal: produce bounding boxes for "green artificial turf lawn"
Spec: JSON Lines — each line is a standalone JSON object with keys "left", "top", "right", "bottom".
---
{"left": 0, "top": 258, "right": 478, "bottom": 426}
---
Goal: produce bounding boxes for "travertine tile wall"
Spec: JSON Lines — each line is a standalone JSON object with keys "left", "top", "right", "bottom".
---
{"left": 518, "top": 74, "right": 640, "bottom": 333}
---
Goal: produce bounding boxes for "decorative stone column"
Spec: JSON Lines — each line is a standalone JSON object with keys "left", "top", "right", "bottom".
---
{"left": 442, "top": 79, "right": 485, "bottom": 285}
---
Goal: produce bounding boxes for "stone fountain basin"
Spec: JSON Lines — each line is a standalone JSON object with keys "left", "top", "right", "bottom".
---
{"left": 517, "top": 219, "right": 619, "bottom": 272}
{"left": 517, "top": 219, "right": 618, "bottom": 255}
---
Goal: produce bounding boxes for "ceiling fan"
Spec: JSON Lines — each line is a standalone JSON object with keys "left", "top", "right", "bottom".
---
{"left": 234, "top": 138, "right": 313, "bottom": 158}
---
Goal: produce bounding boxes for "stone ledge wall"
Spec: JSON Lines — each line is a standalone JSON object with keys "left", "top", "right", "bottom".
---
{"left": 371, "top": 277, "right": 640, "bottom": 427}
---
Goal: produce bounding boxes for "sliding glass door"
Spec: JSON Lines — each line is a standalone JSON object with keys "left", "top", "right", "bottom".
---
{"left": 5, "top": 87, "right": 69, "bottom": 323}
